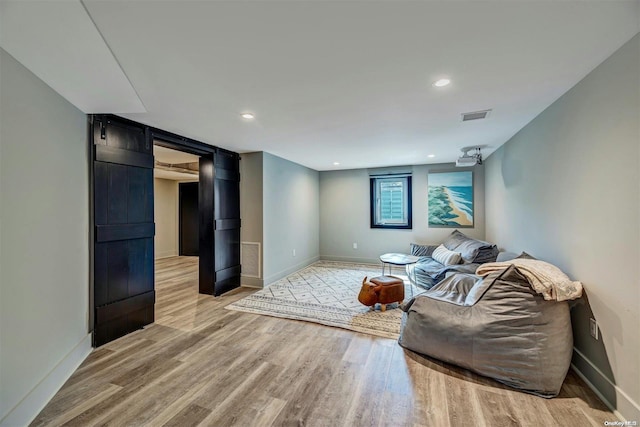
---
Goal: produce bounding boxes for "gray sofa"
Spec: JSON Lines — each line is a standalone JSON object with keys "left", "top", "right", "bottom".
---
{"left": 399, "top": 264, "right": 573, "bottom": 397}
{"left": 408, "top": 230, "right": 499, "bottom": 289}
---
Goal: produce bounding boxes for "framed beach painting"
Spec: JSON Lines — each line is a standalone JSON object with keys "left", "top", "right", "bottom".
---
{"left": 428, "top": 171, "right": 474, "bottom": 228}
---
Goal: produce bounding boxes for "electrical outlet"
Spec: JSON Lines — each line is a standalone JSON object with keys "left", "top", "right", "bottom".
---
{"left": 589, "top": 318, "right": 599, "bottom": 340}
{"left": 292, "top": 249, "right": 296, "bottom": 257}
{"left": 353, "top": 243, "right": 358, "bottom": 249}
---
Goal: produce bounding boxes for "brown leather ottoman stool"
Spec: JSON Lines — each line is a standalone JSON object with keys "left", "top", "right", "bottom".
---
{"left": 358, "top": 275, "right": 405, "bottom": 312}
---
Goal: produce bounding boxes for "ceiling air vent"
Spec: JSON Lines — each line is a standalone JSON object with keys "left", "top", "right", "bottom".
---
{"left": 461, "top": 109, "right": 492, "bottom": 122}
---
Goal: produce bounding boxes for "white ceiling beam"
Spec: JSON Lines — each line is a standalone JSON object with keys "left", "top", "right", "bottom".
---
{"left": 0, "top": 0, "right": 145, "bottom": 113}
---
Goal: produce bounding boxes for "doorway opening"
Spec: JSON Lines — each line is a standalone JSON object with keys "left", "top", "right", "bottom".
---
{"left": 153, "top": 144, "right": 201, "bottom": 327}
{"left": 153, "top": 144, "right": 200, "bottom": 257}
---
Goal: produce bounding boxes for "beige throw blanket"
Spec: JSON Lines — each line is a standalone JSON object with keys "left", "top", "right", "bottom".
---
{"left": 476, "top": 259, "right": 583, "bottom": 301}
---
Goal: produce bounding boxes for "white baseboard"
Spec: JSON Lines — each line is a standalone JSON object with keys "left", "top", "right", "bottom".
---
{"left": 320, "top": 255, "right": 381, "bottom": 264}
{"left": 0, "top": 334, "right": 92, "bottom": 427}
{"left": 241, "top": 276, "right": 264, "bottom": 288}
{"left": 571, "top": 347, "right": 640, "bottom": 422}
{"left": 263, "top": 256, "right": 319, "bottom": 286}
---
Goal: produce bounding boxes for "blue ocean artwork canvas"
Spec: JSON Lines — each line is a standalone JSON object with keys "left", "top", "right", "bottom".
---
{"left": 428, "top": 171, "right": 474, "bottom": 227}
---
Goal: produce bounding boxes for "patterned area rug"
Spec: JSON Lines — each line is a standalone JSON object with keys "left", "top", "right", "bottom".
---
{"left": 225, "top": 260, "right": 421, "bottom": 339}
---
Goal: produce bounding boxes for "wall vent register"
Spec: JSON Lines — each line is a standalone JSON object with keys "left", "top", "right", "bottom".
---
{"left": 241, "top": 242, "right": 261, "bottom": 278}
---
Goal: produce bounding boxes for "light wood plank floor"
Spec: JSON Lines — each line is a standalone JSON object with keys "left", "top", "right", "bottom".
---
{"left": 33, "top": 256, "right": 616, "bottom": 426}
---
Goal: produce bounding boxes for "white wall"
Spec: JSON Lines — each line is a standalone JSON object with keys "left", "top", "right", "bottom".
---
{"left": 239, "top": 152, "right": 264, "bottom": 287}
{"left": 263, "top": 152, "right": 320, "bottom": 284}
{"left": 154, "top": 178, "right": 178, "bottom": 259}
{"left": 320, "top": 163, "right": 486, "bottom": 263}
{"left": 0, "top": 49, "right": 91, "bottom": 424}
{"left": 485, "top": 34, "right": 640, "bottom": 421}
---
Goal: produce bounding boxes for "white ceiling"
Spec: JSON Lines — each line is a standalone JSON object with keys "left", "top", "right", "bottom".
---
{"left": 2, "top": 1, "right": 639, "bottom": 170}
{"left": 153, "top": 145, "right": 199, "bottom": 181}
{"left": 153, "top": 145, "right": 200, "bottom": 164}
{"left": 0, "top": 1, "right": 145, "bottom": 113}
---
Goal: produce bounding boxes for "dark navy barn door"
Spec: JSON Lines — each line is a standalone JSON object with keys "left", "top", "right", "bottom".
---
{"left": 92, "top": 116, "right": 155, "bottom": 347}
{"left": 179, "top": 182, "right": 199, "bottom": 256}
{"left": 213, "top": 149, "right": 241, "bottom": 296}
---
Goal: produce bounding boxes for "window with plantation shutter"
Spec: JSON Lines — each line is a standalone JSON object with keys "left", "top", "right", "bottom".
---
{"left": 370, "top": 175, "right": 412, "bottom": 229}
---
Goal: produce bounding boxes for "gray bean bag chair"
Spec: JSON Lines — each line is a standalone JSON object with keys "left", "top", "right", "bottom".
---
{"left": 399, "top": 265, "right": 573, "bottom": 397}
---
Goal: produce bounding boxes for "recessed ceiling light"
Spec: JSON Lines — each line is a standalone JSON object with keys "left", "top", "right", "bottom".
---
{"left": 432, "top": 78, "right": 451, "bottom": 88}
{"left": 240, "top": 112, "right": 255, "bottom": 119}
{"left": 333, "top": 162, "right": 340, "bottom": 166}
{"left": 427, "top": 154, "right": 435, "bottom": 158}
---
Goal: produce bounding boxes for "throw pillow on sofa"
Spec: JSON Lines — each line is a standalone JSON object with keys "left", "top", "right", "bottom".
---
{"left": 432, "top": 244, "right": 462, "bottom": 266}
{"left": 410, "top": 243, "right": 438, "bottom": 257}
{"left": 443, "top": 230, "right": 499, "bottom": 264}
{"left": 517, "top": 251, "right": 537, "bottom": 260}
